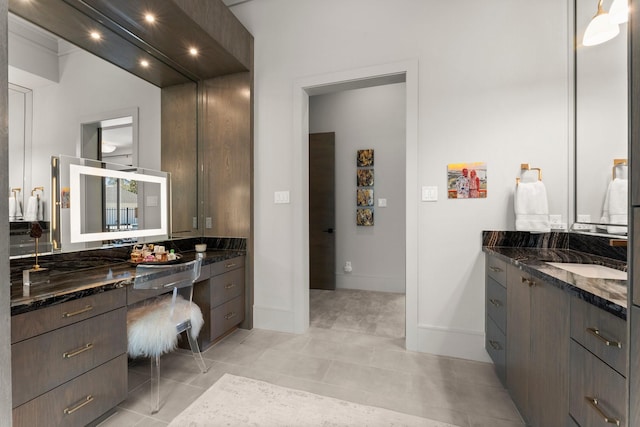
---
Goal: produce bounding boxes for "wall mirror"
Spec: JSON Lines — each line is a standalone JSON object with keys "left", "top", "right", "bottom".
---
{"left": 574, "top": 0, "right": 629, "bottom": 235}
{"left": 7, "top": 2, "right": 199, "bottom": 256}
{"left": 53, "top": 156, "right": 169, "bottom": 250}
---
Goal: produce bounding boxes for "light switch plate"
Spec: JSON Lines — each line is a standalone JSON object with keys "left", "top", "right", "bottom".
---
{"left": 205, "top": 217, "right": 212, "bottom": 229}
{"left": 274, "top": 191, "right": 290, "bottom": 204}
{"left": 421, "top": 186, "right": 438, "bottom": 202}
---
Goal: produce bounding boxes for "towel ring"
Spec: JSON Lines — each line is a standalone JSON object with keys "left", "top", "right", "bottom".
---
{"left": 612, "top": 159, "right": 627, "bottom": 179}
{"left": 516, "top": 163, "right": 542, "bottom": 185}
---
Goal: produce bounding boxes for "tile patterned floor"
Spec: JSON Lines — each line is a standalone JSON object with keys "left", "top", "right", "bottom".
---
{"left": 98, "top": 289, "right": 524, "bottom": 427}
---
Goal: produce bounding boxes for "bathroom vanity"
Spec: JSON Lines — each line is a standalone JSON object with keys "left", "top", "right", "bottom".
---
{"left": 483, "top": 232, "right": 627, "bottom": 427}
{"left": 8, "top": 247, "right": 245, "bottom": 426}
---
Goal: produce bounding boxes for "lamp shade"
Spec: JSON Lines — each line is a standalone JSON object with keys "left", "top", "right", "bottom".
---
{"left": 609, "top": 0, "right": 629, "bottom": 24}
{"left": 583, "top": 4, "right": 620, "bottom": 46}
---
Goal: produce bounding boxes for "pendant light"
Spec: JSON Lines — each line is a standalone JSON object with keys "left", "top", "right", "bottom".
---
{"left": 583, "top": 0, "right": 620, "bottom": 46}
{"left": 609, "top": 0, "right": 629, "bottom": 24}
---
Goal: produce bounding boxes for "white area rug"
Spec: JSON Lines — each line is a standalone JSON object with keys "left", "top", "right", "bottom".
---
{"left": 169, "top": 374, "right": 458, "bottom": 427}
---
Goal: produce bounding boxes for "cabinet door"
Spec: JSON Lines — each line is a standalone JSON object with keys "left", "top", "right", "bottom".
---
{"left": 529, "top": 277, "right": 569, "bottom": 427}
{"left": 506, "top": 264, "right": 531, "bottom": 422}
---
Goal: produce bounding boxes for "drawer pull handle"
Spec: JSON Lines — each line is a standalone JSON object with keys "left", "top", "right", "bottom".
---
{"left": 488, "top": 340, "right": 502, "bottom": 351}
{"left": 225, "top": 283, "right": 236, "bottom": 289}
{"left": 63, "top": 343, "right": 94, "bottom": 359}
{"left": 489, "top": 266, "right": 503, "bottom": 273}
{"left": 224, "top": 312, "right": 237, "bottom": 320}
{"left": 64, "top": 395, "right": 94, "bottom": 415}
{"left": 585, "top": 396, "right": 620, "bottom": 425}
{"left": 62, "top": 305, "right": 93, "bottom": 318}
{"left": 225, "top": 263, "right": 237, "bottom": 269}
{"left": 489, "top": 298, "right": 502, "bottom": 307}
{"left": 520, "top": 277, "right": 535, "bottom": 287}
{"left": 586, "top": 328, "right": 622, "bottom": 348}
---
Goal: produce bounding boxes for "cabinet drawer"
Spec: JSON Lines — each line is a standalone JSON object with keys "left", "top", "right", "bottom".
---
{"left": 486, "top": 277, "right": 507, "bottom": 334}
{"left": 570, "top": 296, "right": 627, "bottom": 375}
{"left": 486, "top": 256, "right": 507, "bottom": 286}
{"left": 485, "top": 316, "right": 506, "bottom": 386}
{"left": 13, "top": 354, "right": 127, "bottom": 427}
{"left": 570, "top": 340, "right": 626, "bottom": 427}
{"left": 211, "top": 295, "right": 244, "bottom": 340}
{"left": 209, "top": 256, "right": 245, "bottom": 277}
{"left": 12, "top": 307, "right": 127, "bottom": 407}
{"left": 12, "top": 287, "right": 126, "bottom": 343}
{"left": 127, "top": 286, "right": 172, "bottom": 307}
{"left": 210, "top": 268, "right": 244, "bottom": 307}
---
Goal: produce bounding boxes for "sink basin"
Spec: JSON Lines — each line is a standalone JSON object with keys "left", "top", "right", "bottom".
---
{"left": 546, "top": 262, "right": 627, "bottom": 280}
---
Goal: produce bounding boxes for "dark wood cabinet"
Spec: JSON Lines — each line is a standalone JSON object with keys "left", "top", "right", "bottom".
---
{"left": 11, "top": 288, "right": 127, "bottom": 426}
{"left": 193, "top": 255, "right": 246, "bottom": 349}
{"left": 501, "top": 262, "right": 569, "bottom": 427}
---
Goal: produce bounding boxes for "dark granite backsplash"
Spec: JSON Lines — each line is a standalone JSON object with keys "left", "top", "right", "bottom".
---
{"left": 9, "top": 236, "right": 246, "bottom": 285}
{"left": 482, "top": 231, "right": 626, "bottom": 263}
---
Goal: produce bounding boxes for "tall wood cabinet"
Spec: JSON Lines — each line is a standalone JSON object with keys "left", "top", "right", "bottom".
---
{"left": 505, "top": 263, "right": 569, "bottom": 427}
{"left": 486, "top": 257, "right": 569, "bottom": 427}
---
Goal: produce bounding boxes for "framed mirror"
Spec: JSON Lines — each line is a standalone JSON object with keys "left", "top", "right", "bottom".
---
{"left": 53, "top": 155, "right": 169, "bottom": 249}
{"left": 574, "top": 0, "right": 629, "bottom": 235}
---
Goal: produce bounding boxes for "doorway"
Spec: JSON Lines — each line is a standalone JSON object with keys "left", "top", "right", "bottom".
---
{"left": 307, "top": 82, "right": 408, "bottom": 340}
{"left": 291, "top": 60, "right": 419, "bottom": 350}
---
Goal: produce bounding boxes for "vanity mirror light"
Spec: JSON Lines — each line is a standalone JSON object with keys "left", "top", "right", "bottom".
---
{"left": 53, "top": 155, "right": 169, "bottom": 250}
{"left": 573, "top": 0, "right": 629, "bottom": 235}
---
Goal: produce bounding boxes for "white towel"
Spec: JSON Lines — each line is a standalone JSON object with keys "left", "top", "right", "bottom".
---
{"left": 515, "top": 181, "right": 550, "bottom": 232}
{"left": 9, "top": 197, "right": 15, "bottom": 221}
{"left": 600, "top": 178, "right": 627, "bottom": 235}
{"left": 24, "top": 196, "right": 38, "bottom": 221}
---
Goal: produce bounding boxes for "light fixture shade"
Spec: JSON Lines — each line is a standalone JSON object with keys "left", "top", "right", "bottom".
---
{"left": 609, "top": 0, "right": 629, "bottom": 24}
{"left": 583, "top": 12, "right": 620, "bottom": 46}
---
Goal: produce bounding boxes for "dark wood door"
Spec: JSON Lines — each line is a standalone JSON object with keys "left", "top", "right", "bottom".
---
{"left": 309, "top": 132, "right": 336, "bottom": 290}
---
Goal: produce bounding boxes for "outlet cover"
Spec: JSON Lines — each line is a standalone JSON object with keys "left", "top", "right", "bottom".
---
{"left": 205, "top": 217, "right": 212, "bottom": 229}
{"left": 377, "top": 198, "right": 387, "bottom": 207}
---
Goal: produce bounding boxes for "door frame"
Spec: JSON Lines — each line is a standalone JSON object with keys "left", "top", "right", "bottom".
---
{"left": 292, "top": 60, "right": 419, "bottom": 350}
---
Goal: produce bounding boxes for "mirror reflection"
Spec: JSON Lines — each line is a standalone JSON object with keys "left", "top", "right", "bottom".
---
{"left": 574, "top": 0, "right": 628, "bottom": 234}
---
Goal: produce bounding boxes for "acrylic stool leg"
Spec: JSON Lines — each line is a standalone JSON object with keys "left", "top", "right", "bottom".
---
{"left": 186, "top": 328, "right": 208, "bottom": 373}
{"left": 150, "top": 354, "right": 161, "bottom": 414}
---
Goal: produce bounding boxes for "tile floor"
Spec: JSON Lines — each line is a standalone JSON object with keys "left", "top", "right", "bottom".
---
{"left": 98, "top": 289, "right": 524, "bottom": 427}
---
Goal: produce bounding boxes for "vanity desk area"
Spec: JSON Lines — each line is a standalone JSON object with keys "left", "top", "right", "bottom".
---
{"left": 8, "top": 242, "right": 246, "bottom": 427}
{"left": 483, "top": 231, "right": 628, "bottom": 427}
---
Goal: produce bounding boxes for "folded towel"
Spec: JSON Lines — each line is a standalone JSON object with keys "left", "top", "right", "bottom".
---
{"left": 24, "top": 196, "right": 38, "bottom": 221}
{"left": 601, "top": 178, "right": 627, "bottom": 235}
{"left": 515, "top": 181, "right": 550, "bottom": 232}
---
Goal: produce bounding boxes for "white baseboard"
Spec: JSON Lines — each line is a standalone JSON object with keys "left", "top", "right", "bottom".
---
{"left": 253, "top": 305, "right": 298, "bottom": 333}
{"left": 336, "top": 273, "right": 405, "bottom": 293}
{"left": 417, "top": 324, "right": 491, "bottom": 362}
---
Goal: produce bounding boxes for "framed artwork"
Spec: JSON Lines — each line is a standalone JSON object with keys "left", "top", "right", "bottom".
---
{"left": 357, "top": 149, "right": 374, "bottom": 167}
{"left": 357, "top": 169, "right": 374, "bottom": 187}
{"left": 357, "top": 188, "right": 374, "bottom": 206}
{"left": 356, "top": 208, "right": 374, "bottom": 226}
{"left": 447, "top": 162, "right": 487, "bottom": 199}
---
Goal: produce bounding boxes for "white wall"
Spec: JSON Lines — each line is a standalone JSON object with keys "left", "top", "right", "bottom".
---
{"left": 230, "top": 0, "right": 570, "bottom": 361}
{"left": 309, "top": 83, "right": 406, "bottom": 293}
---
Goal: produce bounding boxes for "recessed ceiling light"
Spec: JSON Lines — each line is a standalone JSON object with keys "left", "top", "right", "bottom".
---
{"left": 189, "top": 47, "right": 198, "bottom": 56}
{"left": 140, "top": 60, "right": 149, "bottom": 67}
{"left": 145, "top": 13, "right": 156, "bottom": 23}
{"left": 90, "top": 31, "right": 101, "bottom": 40}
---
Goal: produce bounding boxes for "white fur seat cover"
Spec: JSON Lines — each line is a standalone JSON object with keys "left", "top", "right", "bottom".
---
{"left": 127, "top": 294, "right": 205, "bottom": 358}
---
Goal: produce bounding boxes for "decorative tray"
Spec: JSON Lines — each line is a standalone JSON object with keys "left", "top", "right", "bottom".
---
{"left": 129, "top": 254, "right": 183, "bottom": 265}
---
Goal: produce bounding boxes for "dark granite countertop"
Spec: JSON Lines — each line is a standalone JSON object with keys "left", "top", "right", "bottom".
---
{"left": 483, "top": 246, "right": 627, "bottom": 319}
{"left": 10, "top": 249, "right": 245, "bottom": 316}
